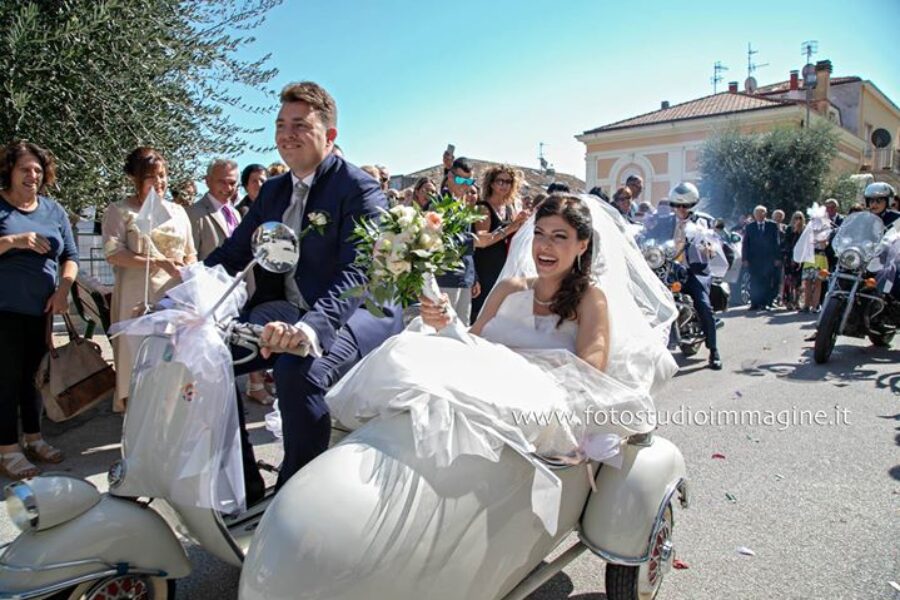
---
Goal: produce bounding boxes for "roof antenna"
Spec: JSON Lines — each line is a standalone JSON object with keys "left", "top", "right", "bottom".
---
{"left": 745, "top": 42, "right": 768, "bottom": 93}
{"left": 710, "top": 61, "right": 728, "bottom": 93}
{"left": 538, "top": 143, "right": 554, "bottom": 176}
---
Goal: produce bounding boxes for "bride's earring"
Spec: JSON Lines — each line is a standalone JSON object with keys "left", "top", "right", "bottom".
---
{"left": 576, "top": 252, "right": 582, "bottom": 271}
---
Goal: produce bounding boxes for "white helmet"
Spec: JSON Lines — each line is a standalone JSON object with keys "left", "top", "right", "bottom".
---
{"left": 864, "top": 182, "right": 895, "bottom": 204}
{"left": 668, "top": 182, "right": 700, "bottom": 207}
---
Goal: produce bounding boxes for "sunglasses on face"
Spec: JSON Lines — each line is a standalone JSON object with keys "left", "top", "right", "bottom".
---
{"left": 494, "top": 178, "right": 514, "bottom": 186}
{"left": 454, "top": 175, "right": 476, "bottom": 186}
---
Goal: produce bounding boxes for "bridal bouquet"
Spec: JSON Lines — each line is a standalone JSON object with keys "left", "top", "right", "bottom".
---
{"left": 346, "top": 195, "right": 482, "bottom": 314}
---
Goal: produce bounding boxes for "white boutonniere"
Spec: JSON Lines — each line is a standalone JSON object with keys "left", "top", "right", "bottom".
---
{"left": 304, "top": 211, "right": 330, "bottom": 237}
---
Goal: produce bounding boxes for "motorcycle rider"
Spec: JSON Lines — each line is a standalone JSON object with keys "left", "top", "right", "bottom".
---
{"left": 864, "top": 182, "right": 900, "bottom": 302}
{"left": 865, "top": 182, "right": 899, "bottom": 228}
{"left": 645, "top": 182, "right": 722, "bottom": 369}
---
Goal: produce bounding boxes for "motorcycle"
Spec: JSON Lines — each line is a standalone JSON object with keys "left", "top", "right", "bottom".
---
{"left": 814, "top": 212, "right": 900, "bottom": 364}
{"left": 641, "top": 239, "right": 728, "bottom": 357}
{"left": 2, "top": 222, "right": 689, "bottom": 600}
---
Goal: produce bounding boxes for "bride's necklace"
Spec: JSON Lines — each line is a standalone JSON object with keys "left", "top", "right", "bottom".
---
{"left": 532, "top": 294, "right": 553, "bottom": 307}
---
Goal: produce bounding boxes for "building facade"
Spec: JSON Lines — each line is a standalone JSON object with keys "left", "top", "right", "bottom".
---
{"left": 576, "top": 60, "right": 900, "bottom": 204}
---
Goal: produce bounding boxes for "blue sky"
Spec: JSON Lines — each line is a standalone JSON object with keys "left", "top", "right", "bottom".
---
{"left": 225, "top": 0, "right": 900, "bottom": 184}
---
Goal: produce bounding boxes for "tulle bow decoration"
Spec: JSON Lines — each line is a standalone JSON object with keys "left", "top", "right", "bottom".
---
{"left": 793, "top": 203, "right": 834, "bottom": 265}
{"left": 876, "top": 227, "right": 900, "bottom": 293}
{"left": 685, "top": 219, "right": 730, "bottom": 277}
{"left": 108, "top": 263, "right": 248, "bottom": 513}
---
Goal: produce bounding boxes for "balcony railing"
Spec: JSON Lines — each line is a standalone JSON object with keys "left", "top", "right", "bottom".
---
{"left": 863, "top": 146, "right": 898, "bottom": 173}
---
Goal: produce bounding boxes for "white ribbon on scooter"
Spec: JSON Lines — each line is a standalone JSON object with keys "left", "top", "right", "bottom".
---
{"left": 110, "top": 263, "right": 248, "bottom": 514}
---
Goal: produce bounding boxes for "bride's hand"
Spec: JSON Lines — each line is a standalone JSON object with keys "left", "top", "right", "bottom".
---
{"left": 419, "top": 294, "right": 452, "bottom": 331}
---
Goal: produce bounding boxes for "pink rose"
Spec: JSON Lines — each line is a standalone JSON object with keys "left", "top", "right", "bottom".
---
{"left": 424, "top": 211, "right": 443, "bottom": 232}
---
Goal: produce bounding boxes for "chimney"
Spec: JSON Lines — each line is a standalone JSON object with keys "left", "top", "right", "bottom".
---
{"left": 814, "top": 60, "right": 832, "bottom": 105}
{"left": 789, "top": 70, "right": 799, "bottom": 91}
{"left": 728, "top": 81, "right": 738, "bottom": 93}
{"left": 661, "top": 100, "right": 670, "bottom": 110}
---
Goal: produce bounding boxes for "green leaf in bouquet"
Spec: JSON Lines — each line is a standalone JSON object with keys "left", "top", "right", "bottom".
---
{"left": 339, "top": 285, "right": 367, "bottom": 300}
{"left": 364, "top": 297, "right": 386, "bottom": 318}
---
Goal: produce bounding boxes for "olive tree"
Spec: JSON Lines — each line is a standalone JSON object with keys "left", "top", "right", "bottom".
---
{"left": 698, "top": 123, "right": 839, "bottom": 220}
{"left": 0, "top": 0, "right": 281, "bottom": 213}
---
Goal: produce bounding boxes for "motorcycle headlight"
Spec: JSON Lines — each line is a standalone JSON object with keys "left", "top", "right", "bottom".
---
{"left": 839, "top": 249, "right": 863, "bottom": 271}
{"left": 644, "top": 247, "right": 665, "bottom": 269}
{"left": 4, "top": 476, "right": 100, "bottom": 532}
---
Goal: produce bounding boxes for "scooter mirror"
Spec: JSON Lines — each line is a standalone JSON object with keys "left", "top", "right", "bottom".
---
{"left": 251, "top": 222, "right": 299, "bottom": 274}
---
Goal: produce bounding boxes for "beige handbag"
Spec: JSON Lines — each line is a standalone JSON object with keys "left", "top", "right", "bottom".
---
{"left": 36, "top": 314, "right": 115, "bottom": 422}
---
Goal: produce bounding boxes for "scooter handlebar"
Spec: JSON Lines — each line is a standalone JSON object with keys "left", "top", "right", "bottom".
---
{"left": 227, "top": 322, "right": 310, "bottom": 359}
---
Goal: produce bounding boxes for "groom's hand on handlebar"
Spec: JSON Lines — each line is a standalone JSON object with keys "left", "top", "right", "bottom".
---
{"left": 259, "top": 321, "right": 309, "bottom": 359}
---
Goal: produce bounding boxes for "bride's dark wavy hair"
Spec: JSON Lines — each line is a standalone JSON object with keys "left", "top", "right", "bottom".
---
{"left": 535, "top": 193, "right": 594, "bottom": 327}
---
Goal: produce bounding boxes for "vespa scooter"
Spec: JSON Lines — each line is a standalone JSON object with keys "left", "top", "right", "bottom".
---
{"left": 0, "top": 222, "right": 305, "bottom": 600}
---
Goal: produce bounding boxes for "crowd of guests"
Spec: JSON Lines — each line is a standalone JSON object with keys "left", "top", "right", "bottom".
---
{"left": 1, "top": 119, "right": 897, "bottom": 481}
{"left": 738, "top": 199, "right": 855, "bottom": 313}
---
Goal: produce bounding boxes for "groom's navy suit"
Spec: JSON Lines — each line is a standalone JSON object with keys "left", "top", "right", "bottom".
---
{"left": 206, "top": 153, "right": 403, "bottom": 497}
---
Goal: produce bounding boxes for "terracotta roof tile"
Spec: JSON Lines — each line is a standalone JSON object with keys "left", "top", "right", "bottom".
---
{"left": 583, "top": 92, "right": 796, "bottom": 134}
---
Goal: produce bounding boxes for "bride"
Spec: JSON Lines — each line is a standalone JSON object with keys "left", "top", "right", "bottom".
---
{"left": 421, "top": 193, "right": 610, "bottom": 370}
{"left": 324, "top": 193, "right": 677, "bottom": 531}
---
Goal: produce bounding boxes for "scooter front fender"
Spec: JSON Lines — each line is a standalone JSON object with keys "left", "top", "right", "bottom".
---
{"left": 0, "top": 494, "right": 189, "bottom": 599}
{"left": 579, "top": 435, "right": 687, "bottom": 564}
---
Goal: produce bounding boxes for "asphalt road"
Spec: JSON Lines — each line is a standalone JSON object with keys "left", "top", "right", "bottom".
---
{"left": 2, "top": 307, "right": 898, "bottom": 599}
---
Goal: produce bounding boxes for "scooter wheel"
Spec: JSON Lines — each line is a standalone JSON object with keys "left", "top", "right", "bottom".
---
{"left": 51, "top": 576, "right": 175, "bottom": 600}
{"left": 605, "top": 504, "right": 673, "bottom": 600}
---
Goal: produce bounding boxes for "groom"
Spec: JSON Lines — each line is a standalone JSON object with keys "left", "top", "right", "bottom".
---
{"left": 206, "top": 81, "right": 403, "bottom": 502}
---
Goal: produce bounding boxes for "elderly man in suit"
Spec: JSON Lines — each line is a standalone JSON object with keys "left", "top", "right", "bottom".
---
{"left": 741, "top": 205, "right": 782, "bottom": 310}
{"left": 187, "top": 158, "right": 241, "bottom": 261}
{"left": 206, "top": 81, "right": 402, "bottom": 503}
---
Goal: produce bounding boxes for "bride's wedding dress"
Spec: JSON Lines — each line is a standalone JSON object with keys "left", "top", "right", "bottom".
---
{"left": 326, "top": 195, "right": 679, "bottom": 534}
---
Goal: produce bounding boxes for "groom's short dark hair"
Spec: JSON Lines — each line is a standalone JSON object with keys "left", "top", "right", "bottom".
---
{"left": 280, "top": 81, "right": 337, "bottom": 129}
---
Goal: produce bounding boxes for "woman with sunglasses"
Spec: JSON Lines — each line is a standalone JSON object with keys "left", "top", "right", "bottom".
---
{"left": 471, "top": 165, "right": 530, "bottom": 319}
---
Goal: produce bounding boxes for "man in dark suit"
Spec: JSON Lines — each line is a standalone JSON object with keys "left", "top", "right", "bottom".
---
{"left": 741, "top": 205, "right": 781, "bottom": 310}
{"left": 206, "top": 81, "right": 402, "bottom": 502}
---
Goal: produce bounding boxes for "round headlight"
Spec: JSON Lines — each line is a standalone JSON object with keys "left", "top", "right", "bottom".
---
{"left": 644, "top": 247, "right": 665, "bottom": 269}
{"left": 839, "top": 249, "right": 863, "bottom": 270}
{"left": 4, "top": 476, "right": 99, "bottom": 532}
{"left": 5, "top": 482, "right": 38, "bottom": 532}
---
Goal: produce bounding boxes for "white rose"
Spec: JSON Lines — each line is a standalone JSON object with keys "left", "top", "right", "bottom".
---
{"left": 374, "top": 233, "right": 395, "bottom": 257}
{"left": 386, "top": 256, "right": 412, "bottom": 275}
{"left": 308, "top": 212, "right": 328, "bottom": 227}
{"left": 389, "top": 205, "right": 417, "bottom": 228}
{"left": 421, "top": 231, "right": 447, "bottom": 252}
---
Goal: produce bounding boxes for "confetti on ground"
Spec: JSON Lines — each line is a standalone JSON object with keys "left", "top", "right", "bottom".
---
{"left": 725, "top": 492, "right": 737, "bottom": 503}
{"left": 736, "top": 546, "right": 756, "bottom": 557}
{"left": 775, "top": 474, "right": 784, "bottom": 481}
{"left": 733, "top": 390, "right": 743, "bottom": 399}
{"left": 746, "top": 434, "right": 760, "bottom": 443}
{"left": 673, "top": 559, "right": 690, "bottom": 570}
{"left": 889, "top": 581, "right": 900, "bottom": 592}
{"left": 712, "top": 453, "right": 726, "bottom": 460}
